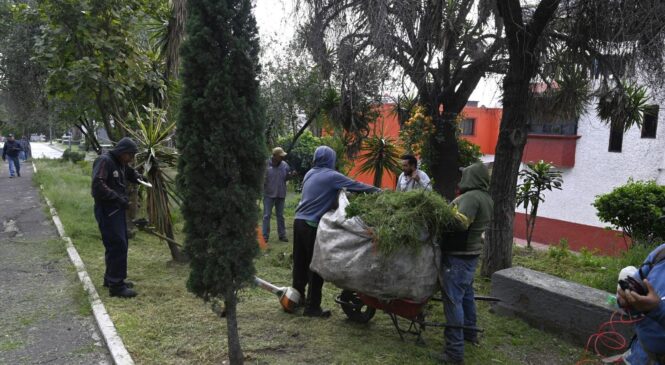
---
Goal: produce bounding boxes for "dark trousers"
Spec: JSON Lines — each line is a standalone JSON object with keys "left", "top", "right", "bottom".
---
{"left": 94, "top": 204, "right": 128, "bottom": 285}
{"left": 292, "top": 219, "right": 324, "bottom": 309}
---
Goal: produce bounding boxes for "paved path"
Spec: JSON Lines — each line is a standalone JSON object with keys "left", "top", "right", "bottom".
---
{"left": 0, "top": 161, "right": 111, "bottom": 364}
{"left": 30, "top": 142, "right": 66, "bottom": 159}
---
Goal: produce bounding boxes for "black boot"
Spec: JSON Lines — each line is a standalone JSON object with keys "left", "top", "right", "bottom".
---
{"left": 104, "top": 279, "right": 134, "bottom": 288}
{"left": 303, "top": 307, "right": 331, "bottom": 318}
{"left": 109, "top": 284, "right": 137, "bottom": 298}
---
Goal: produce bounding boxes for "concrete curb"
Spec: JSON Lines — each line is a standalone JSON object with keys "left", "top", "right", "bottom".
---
{"left": 33, "top": 162, "right": 134, "bottom": 365}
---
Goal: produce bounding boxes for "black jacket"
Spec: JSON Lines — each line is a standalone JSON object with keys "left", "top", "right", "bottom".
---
{"left": 91, "top": 138, "right": 142, "bottom": 206}
{"left": 2, "top": 140, "right": 23, "bottom": 158}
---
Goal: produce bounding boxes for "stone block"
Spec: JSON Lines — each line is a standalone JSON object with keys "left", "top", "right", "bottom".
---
{"left": 490, "top": 266, "right": 634, "bottom": 346}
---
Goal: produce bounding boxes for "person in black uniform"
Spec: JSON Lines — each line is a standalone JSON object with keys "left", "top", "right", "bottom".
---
{"left": 91, "top": 137, "right": 144, "bottom": 298}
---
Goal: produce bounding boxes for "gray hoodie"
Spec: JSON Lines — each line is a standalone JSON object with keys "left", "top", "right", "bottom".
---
{"left": 295, "top": 146, "right": 379, "bottom": 223}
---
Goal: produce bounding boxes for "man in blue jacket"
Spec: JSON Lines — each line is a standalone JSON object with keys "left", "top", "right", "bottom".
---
{"left": 91, "top": 138, "right": 144, "bottom": 298}
{"left": 2, "top": 134, "right": 23, "bottom": 178}
{"left": 292, "top": 146, "right": 380, "bottom": 317}
{"left": 618, "top": 243, "right": 665, "bottom": 364}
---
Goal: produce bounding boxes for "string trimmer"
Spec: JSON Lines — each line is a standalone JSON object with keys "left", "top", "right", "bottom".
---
{"left": 254, "top": 276, "right": 301, "bottom": 313}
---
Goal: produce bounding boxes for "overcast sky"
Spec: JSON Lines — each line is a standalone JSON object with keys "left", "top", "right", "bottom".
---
{"left": 253, "top": 0, "right": 502, "bottom": 107}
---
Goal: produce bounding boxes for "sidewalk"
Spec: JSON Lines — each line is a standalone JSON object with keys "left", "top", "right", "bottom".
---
{"left": 0, "top": 162, "right": 111, "bottom": 364}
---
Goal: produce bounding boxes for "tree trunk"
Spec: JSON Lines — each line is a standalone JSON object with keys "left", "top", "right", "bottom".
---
{"left": 224, "top": 290, "right": 244, "bottom": 365}
{"left": 429, "top": 112, "right": 460, "bottom": 200}
{"left": 286, "top": 109, "right": 319, "bottom": 154}
{"left": 481, "top": 0, "right": 561, "bottom": 277}
{"left": 481, "top": 72, "right": 531, "bottom": 277}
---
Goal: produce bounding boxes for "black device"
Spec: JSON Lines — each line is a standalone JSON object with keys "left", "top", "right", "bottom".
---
{"left": 618, "top": 275, "right": 648, "bottom": 296}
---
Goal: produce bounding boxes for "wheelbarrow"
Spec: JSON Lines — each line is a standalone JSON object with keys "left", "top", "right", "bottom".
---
{"left": 335, "top": 290, "right": 500, "bottom": 344}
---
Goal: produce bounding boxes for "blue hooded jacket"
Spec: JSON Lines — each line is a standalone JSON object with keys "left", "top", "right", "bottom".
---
{"left": 626, "top": 243, "right": 665, "bottom": 364}
{"left": 295, "top": 146, "right": 380, "bottom": 223}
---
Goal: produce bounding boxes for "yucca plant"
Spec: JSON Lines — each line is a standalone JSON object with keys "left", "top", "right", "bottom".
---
{"left": 122, "top": 104, "right": 187, "bottom": 262}
{"left": 597, "top": 82, "right": 650, "bottom": 132}
{"left": 357, "top": 134, "right": 403, "bottom": 188}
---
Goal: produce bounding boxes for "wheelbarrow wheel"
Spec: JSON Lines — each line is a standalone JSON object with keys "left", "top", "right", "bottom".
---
{"left": 338, "top": 290, "right": 376, "bottom": 323}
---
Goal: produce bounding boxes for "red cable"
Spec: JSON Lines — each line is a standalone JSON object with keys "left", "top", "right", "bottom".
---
{"left": 576, "top": 310, "right": 644, "bottom": 365}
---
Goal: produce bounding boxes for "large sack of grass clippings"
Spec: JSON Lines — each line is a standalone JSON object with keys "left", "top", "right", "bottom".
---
{"left": 310, "top": 191, "right": 442, "bottom": 301}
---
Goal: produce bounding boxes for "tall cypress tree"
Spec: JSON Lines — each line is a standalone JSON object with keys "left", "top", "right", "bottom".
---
{"left": 176, "top": 0, "right": 263, "bottom": 363}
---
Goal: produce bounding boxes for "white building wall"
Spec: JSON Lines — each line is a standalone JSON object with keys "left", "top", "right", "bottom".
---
{"left": 527, "top": 103, "right": 665, "bottom": 228}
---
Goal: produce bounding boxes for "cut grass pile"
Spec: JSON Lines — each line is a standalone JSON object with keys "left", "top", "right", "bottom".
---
{"left": 33, "top": 159, "right": 585, "bottom": 364}
{"left": 345, "top": 190, "right": 457, "bottom": 255}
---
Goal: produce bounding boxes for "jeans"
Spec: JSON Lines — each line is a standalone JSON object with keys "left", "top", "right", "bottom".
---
{"left": 292, "top": 219, "right": 324, "bottom": 309}
{"left": 7, "top": 156, "right": 20, "bottom": 177}
{"left": 262, "top": 196, "right": 286, "bottom": 239}
{"left": 19, "top": 151, "right": 26, "bottom": 161}
{"left": 440, "top": 254, "right": 479, "bottom": 361}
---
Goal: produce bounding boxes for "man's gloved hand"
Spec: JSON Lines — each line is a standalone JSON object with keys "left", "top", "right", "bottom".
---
{"left": 119, "top": 196, "right": 130, "bottom": 209}
{"left": 618, "top": 279, "right": 661, "bottom": 313}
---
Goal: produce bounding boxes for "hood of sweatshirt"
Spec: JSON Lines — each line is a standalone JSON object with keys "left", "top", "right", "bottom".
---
{"left": 312, "top": 145, "right": 336, "bottom": 169}
{"left": 110, "top": 137, "right": 139, "bottom": 157}
{"left": 458, "top": 162, "right": 490, "bottom": 193}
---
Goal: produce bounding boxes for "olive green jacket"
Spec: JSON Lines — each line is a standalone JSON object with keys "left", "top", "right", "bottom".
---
{"left": 444, "top": 162, "right": 494, "bottom": 255}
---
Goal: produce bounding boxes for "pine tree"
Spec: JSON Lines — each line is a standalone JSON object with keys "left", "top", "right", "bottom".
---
{"left": 176, "top": 0, "right": 264, "bottom": 363}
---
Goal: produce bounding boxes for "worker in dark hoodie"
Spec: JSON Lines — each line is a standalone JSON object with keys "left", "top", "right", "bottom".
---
{"left": 438, "top": 162, "right": 493, "bottom": 364}
{"left": 2, "top": 134, "right": 23, "bottom": 178}
{"left": 293, "top": 145, "right": 380, "bottom": 317}
{"left": 91, "top": 137, "right": 145, "bottom": 298}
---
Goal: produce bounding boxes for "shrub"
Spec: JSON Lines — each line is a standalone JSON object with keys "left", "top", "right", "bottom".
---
{"left": 593, "top": 179, "right": 665, "bottom": 245}
{"left": 61, "top": 148, "right": 85, "bottom": 163}
{"left": 277, "top": 130, "right": 351, "bottom": 178}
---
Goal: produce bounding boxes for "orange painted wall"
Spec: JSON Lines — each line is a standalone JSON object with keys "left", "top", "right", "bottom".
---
{"left": 460, "top": 107, "right": 502, "bottom": 155}
{"left": 348, "top": 104, "right": 401, "bottom": 189}
{"left": 348, "top": 104, "right": 502, "bottom": 190}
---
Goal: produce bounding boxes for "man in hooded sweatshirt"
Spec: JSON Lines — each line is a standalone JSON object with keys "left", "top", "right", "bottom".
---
{"left": 91, "top": 137, "right": 144, "bottom": 298}
{"left": 439, "top": 162, "right": 493, "bottom": 364}
{"left": 293, "top": 145, "right": 381, "bottom": 317}
{"left": 617, "top": 243, "right": 665, "bottom": 365}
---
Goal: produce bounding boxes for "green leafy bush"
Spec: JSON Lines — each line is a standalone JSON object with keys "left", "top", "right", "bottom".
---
{"left": 458, "top": 138, "right": 482, "bottom": 168}
{"left": 61, "top": 148, "right": 85, "bottom": 163}
{"left": 276, "top": 130, "right": 351, "bottom": 177}
{"left": 593, "top": 179, "right": 665, "bottom": 245}
{"left": 345, "top": 190, "right": 456, "bottom": 255}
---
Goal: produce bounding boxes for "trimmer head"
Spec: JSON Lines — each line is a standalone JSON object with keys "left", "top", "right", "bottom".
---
{"left": 279, "top": 287, "right": 301, "bottom": 313}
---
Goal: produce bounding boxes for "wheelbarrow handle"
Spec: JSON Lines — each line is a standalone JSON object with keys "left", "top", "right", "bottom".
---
{"left": 430, "top": 295, "right": 500, "bottom": 302}
{"left": 421, "top": 321, "right": 484, "bottom": 332}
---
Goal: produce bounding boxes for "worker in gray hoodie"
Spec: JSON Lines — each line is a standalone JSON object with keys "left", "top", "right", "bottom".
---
{"left": 292, "top": 146, "right": 380, "bottom": 317}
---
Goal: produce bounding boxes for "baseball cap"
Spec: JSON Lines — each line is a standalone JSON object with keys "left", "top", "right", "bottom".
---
{"left": 272, "top": 147, "right": 287, "bottom": 157}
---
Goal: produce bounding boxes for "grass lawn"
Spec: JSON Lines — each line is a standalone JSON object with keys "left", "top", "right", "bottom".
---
{"left": 34, "top": 159, "right": 587, "bottom": 364}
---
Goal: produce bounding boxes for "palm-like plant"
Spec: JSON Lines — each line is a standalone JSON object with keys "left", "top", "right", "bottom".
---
{"left": 597, "top": 82, "right": 650, "bottom": 132}
{"left": 122, "top": 104, "right": 187, "bottom": 262}
{"left": 515, "top": 161, "right": 563, "bottom": 248}
{"left": 357, "top": 134, "right": 403, "bottom": 188}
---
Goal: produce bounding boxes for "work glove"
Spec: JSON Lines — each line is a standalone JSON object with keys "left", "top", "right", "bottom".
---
{"left": 119, "top": 196, "right": 130, "bottom": 209}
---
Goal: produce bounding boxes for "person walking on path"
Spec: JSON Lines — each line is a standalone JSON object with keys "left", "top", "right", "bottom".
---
{"left": 292, "top": 146, "right": 381, "bottom": 317}
{"left": 396, "top": 154, "right": 432, "bottom": 192}
{"left": 19, "top": 136, "right": 31, "bottom": 161}
{"left": 91, "top": 137, "right": 145, "bottom": 298}
{"left": 2, "top": 134, "right": 23, "bottom": 178}
{"left": 438, "top": 162, "right": 493, "bottom": 364}
{"left": 263, "top": 147, "right": 294, "bottom": 242}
